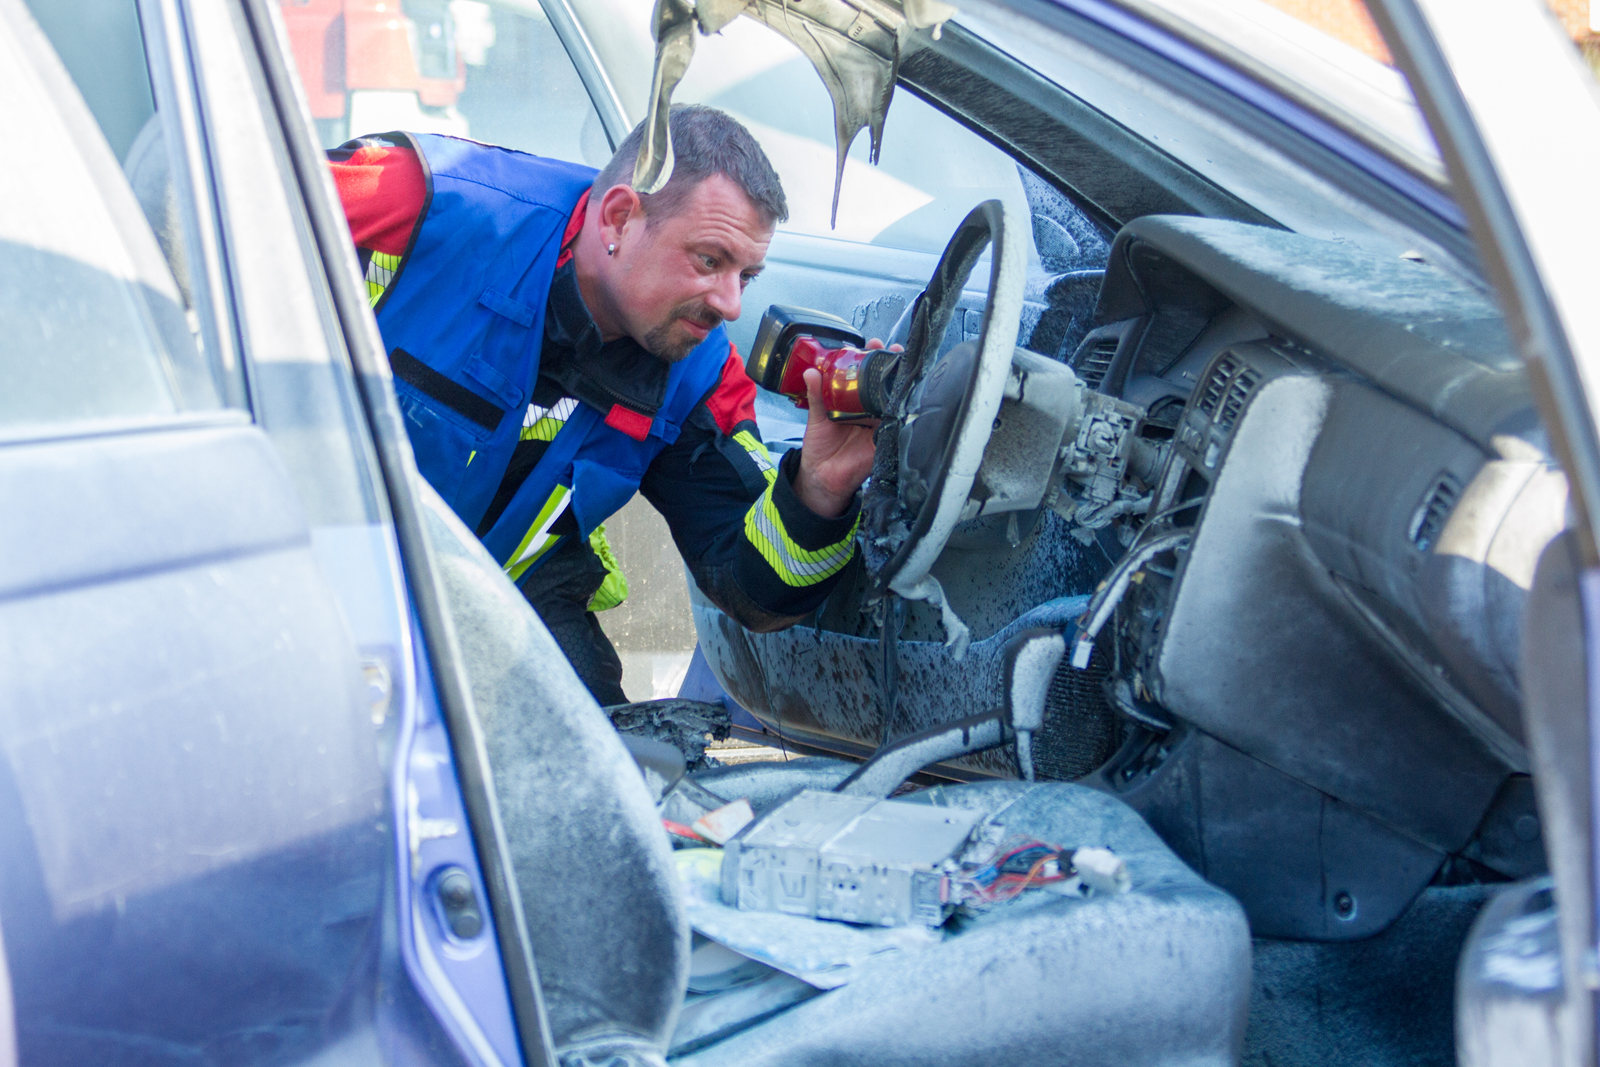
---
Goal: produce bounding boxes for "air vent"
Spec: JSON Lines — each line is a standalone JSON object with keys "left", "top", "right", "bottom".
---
{"left": 1410, "top": 475, "right": 1462, "bottom": 552}
{"left": 1197, "top": 356, "right": 1238, "bottom": 416}
{"left": 1077, "top": 336, "right": 1119, "bottom": 389}
{"left": 1217, "top": 368, "right": 1260, "bottom": 432}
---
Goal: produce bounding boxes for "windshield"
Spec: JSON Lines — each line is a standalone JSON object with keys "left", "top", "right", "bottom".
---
{"left": 1115, "top": 0, "right": 1444, "bottom": 183}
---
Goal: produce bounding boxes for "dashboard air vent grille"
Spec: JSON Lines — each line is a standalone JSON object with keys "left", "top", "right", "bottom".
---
{"left": 1077, "top": 336, "right": 1119, "bottom": 389}
{"left": 1197, "top": 356, "right": 1239, "bottom": 416}
{"left": 1217, "top": 368, "right": 1261, "bottom": 432}
{"left": 1410, "top": 475, "right": 1461, "bottom": 552}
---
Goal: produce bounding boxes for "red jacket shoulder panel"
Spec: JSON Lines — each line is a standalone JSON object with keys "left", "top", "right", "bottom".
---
{"left": 556, "top": 189, "right": 589, "bottom": 268}
{"left": 704, "top": 347, "right": 758, "bottom": 435}
{"left": 329, "top": 144, "right": 426, "bottom": 256}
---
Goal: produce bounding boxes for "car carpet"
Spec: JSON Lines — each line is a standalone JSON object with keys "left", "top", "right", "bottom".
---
{"left": 1243, "top": 884, "right": 1494, "bottom": 1067}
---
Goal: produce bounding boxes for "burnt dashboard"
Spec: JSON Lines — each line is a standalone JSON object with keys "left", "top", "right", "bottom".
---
{"left": 1059, "top": 215, "right": 1561, "bottom": 939}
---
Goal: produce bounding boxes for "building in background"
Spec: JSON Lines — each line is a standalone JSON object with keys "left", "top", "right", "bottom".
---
{"left": 1261, "top": 0, "right": 1600, "bottom": 72}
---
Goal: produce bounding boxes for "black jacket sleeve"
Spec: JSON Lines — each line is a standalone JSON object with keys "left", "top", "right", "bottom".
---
{"left": 640, "top": 403, "right": 860, "bottom": 632}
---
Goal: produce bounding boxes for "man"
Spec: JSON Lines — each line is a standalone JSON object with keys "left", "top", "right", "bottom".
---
{"left": 329, "top": 106, "right": 876, "bottom": 704}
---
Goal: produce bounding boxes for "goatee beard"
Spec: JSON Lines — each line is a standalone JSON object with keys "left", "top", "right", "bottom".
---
{"left": 644, "top": 303, "right": 722, "bottom": 362}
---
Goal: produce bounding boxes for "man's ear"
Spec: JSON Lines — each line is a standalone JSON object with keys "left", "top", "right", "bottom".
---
{"left": 596, "top": 183, "right": 644, "bottom": 246}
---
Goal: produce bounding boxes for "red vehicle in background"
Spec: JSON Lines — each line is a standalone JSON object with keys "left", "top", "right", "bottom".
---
{"left": 281, "top": 0, "right": 473, "bottom": 143}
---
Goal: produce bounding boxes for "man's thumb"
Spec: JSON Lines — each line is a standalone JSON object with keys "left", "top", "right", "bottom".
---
{"left": 803, "top": 367, "right": 827, "bottom": 425}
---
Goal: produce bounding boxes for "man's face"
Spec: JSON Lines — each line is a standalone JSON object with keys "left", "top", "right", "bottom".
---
{"left": 610, "top": 173, "right": 773, "bottom": 362}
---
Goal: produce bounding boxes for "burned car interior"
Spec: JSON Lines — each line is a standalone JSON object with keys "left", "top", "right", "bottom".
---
{"left": 527, "top": 3, "right": 1561, "bottom": 1064}
{"left": 684, "top": 212, "right": 1557, "bottom": 1065}
{"left": 27, "top": 0, "right": 1568, "bottom": 1061}
{"left": 428, "top": 14, "right": 1564, "bottom": 1056}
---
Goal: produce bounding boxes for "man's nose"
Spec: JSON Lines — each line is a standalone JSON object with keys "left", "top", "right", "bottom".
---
{"left": 705, "top": 270, "right": 742, "bottom": 322}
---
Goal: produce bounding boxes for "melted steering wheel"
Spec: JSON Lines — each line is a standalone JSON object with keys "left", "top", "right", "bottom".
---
{"left": 863, "top": 199, "right": 1026, "bottom": 653}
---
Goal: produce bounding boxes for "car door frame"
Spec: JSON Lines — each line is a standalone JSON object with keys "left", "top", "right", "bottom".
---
{"left": 1364, "top": 0, "right": 1600, "bottom": 1061}
{"left": 225, "top": 0, "right": 564, "bottom": 1063}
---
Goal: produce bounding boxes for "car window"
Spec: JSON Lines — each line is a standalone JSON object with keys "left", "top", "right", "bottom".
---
{"left": 1001, "top": 0, "right": 1598, "bottom": 197}
{"left": 285, "top": 0, "right": 1037, "bottom": 256}
{"left": 2, "top": 1, "right": 218, "bottom": 434}
{"left": 669, "top": 18, "right": 1033, "bottom": 253}
{"left": 1230, "top": 0, "right": 1600, "bottom": 86}
{"left": 1113, "top": 0, "right": 1444, "bottom": 183}
{"left": 285, "top": 0, "right": 613, "bottom": 163}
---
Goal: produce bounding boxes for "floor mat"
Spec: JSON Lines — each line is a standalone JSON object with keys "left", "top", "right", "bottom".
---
{"left": 1245, "top": 884, "right": 1495, "bottom": 1067}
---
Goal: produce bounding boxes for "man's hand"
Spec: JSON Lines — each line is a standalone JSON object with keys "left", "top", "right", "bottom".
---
{"left": 791, "top": 339, "right": 899, "bottom": 518}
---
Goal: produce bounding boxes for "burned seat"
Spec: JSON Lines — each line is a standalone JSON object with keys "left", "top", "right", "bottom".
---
{"left": 422, "top": 484, "right": 1251, "bottom": 1067}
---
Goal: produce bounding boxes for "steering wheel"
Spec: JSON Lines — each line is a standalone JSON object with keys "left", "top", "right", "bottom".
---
{"left": 864, "top": 199, "right": 1026, "bottom": 651}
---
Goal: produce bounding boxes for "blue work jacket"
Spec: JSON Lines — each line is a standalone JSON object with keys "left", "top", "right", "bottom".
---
{"left": 373, "top": 133, "right": 731, "bottom": 579}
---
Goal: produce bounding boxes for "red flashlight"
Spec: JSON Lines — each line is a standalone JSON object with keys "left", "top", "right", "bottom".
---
{"left": 746, "top": 305, "right": 899, "bottom": 420}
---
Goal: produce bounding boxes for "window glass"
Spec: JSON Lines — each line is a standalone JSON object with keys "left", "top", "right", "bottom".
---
{"left": 0, "top": 8, "right": 217, "bottom": 434}
{"left": 564, "top": 0, "right": 1042, "bottom": 255}
{"left": 1247, "top": 0, "right": 1600, "bottom": 82}
{"left": 1107, "top": 0, "right": 1442, "bottom": 181}
{"left": 1052, "top": 0, "right": 1598, "bottom": 185}
{"left": 284, "top": 0, "right": 612, "bottom": 163}
{"left": 22, "top": 0, "right": 154, "bottom": 159}
{"left": 191, "top": 0, "right": 388, "bottom": 524}
{"left": 671, "top": 19, "right": 1033, "bottom": 253}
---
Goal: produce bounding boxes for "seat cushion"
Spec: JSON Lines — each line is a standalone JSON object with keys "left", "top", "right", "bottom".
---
{"left": 674, "top": 780, "right": 1251, "bottom": 1067}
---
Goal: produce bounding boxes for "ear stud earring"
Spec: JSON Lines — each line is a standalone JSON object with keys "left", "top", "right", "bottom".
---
{"left": 607, "top": 243, "right": 617, "bottom": 256}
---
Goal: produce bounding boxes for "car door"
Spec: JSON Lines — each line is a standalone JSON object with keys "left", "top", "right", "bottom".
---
{"left": 0, "top": 1, "right": 389, "bottom": 1061}
{"left": 0, "top": 0, "right": 549, "bottom": 1064}
{"left": 1359, "top": 0, "right": 1600, "bottom": 1063}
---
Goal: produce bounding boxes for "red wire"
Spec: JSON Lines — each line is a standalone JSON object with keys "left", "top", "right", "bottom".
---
{"left": 662, "top": 819, "right": 709, "bottom": 842}
{"left": 967, "top": 853, "right": 1066, "bottom": 903}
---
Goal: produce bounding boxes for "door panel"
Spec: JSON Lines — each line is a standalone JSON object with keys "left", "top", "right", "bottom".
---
{"left": 2, "top": 0, "right": 518, "bottom": 1060}
{"left": 0, "top": 421, "right": 385, "bottom": 1064}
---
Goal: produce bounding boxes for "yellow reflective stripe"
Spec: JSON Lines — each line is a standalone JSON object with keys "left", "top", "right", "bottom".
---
{"left": 504, "top": 485, "right": 571, "bottom": 582}
{"left": 521, "top": 397, "right": 578, "bottom": 442}
{"left": 732, "top": 429, "right": 777, "bottom": 487}
{"left": 365, "top": 251, "right": 402, "bottom": 308}
{"left": 743, "top": 486, "right": 858, "bottom": 587}
{"left": 587, "top": 524, "right": 630, "bottom": 612}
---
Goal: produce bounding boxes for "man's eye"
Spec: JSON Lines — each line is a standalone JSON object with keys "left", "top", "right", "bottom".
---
{"left": 700, "top": 254, "right": 717, "bottom": 270}
{"left": 740, "top": 273, "right": 757, "bottom": 289}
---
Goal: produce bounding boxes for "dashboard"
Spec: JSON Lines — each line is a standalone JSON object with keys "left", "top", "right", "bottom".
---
{"left": 1064, "top": 216, "right": 1564, "bottom": 938}
{"left": 698, "top": 212, "right": 1564, "bottom": 940}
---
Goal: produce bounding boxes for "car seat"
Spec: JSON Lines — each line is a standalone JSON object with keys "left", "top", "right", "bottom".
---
{"left": 422, "top": 467, "right": 1252, "bottom": 1065}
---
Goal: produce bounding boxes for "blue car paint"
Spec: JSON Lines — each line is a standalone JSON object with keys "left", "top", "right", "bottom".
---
{"left": 396, "top": 629, "right": 524, "bottom": 1067}
{"left": 312, "top": 525, "right": 523, "bottom": 1067}
{"left": 0, "top": 425, "right": 389, "bottom": 1065}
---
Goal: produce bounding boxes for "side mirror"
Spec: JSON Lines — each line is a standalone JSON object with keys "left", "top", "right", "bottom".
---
{"left": 1002, "top": 628, "right": 1067, "bottom": 781}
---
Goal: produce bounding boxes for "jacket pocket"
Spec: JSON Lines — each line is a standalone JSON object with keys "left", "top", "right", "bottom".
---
{"left": 388, "top": 347, "right": 507, "bottom": 434}
{"left": 463, "top": 354, "right": 524, "bottom": 411}
{"left": 393, "top": 378, "right": 490, "bottom": 506}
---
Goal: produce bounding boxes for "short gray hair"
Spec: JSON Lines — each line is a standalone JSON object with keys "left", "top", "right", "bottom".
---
{"left": 592, "top": 105, "right": 788, "bottom": 228}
